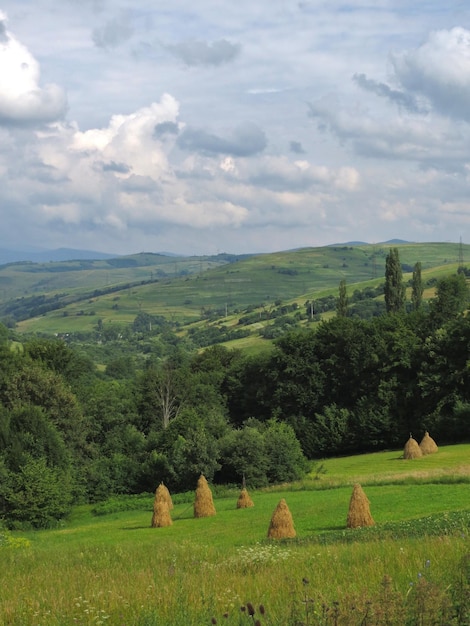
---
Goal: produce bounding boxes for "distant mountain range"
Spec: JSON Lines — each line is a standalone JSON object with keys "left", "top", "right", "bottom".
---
{"left": 0, "top": 240, "right": 413, "bottom": 266}
{"left": 0, "top": 247, "right": 119, "bottom": 265}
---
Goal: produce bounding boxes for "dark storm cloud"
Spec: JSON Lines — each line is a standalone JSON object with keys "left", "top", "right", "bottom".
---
{"left": 164, "top": 39, "right": 241, "bottom": 67}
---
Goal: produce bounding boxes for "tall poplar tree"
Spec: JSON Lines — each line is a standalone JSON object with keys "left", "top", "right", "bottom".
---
{"left": 411, "top": 261, "right": 423, "bottom": 310}
{"left": 336, "top": 279, "right": 349, "bottom": 317}
{"left": 384, "top": 247, "right": 406, "bottom": 313}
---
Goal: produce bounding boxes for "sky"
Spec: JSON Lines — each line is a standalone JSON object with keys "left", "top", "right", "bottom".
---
{"left": 0, "top": 1, "right": 469, "bottom": 256}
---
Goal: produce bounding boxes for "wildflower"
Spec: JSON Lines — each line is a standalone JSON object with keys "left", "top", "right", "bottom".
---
{"left": 247, "top": 602, "right": 255, "bottom": 616}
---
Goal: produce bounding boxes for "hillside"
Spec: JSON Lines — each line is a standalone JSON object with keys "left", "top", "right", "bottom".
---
{"left": 2, "top": 241, "right": 468, "bottom": 338}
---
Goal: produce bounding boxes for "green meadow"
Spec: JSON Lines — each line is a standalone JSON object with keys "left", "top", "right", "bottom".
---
{"left": 7, "top": 241, "right": 467, "bottom": 336}
{"left": 2, "top": 445, "right": 470, "bottom": 625}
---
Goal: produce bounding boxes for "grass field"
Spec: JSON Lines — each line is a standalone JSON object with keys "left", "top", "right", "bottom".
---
{"left": 1, "top": 445, "right": 470, "bottom": 625}
{"left": 9, "top": 241, "right": 468, "bottom": 336}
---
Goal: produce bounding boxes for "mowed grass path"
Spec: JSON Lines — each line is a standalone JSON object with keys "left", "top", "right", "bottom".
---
{"left": 1, "top": 444, "right": 470, "bottom": 625}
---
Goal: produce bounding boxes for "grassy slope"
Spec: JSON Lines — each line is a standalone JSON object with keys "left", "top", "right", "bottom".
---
{"left": 15, "top": 444, "right": 470, "bottom": 549}
{"left": 2, "top": 445, "right": 470, "bottom": 625}
{"left": 11, "top": 241, "right": 468, "bottom": 335}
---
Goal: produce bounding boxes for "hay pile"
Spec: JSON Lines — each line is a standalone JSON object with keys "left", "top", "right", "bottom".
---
{"left": 194, "top": 475, "right": 216, "bottom": 518}
{"left": 236, "top": 487, "right": 254, "bottom": 509}
{"left": 419, "top": 431, "right": 438, "bottom": 455}
{"left": 151, "top": 483, "right": 173, "bottom": 528}
{"left": 156, "top": 481, "right": 173, "bottom": 510}
{"left": 403, "top": 435, "right": 423, "bottom": 459}
{"left": 267, "top": 498, "right": 296, "bottom": 539}
{"left": 346, "top": 483, "right": 374, "bottom": 529}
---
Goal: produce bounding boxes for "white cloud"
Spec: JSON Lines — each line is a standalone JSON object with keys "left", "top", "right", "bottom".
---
{"left": 0, "top": 11, "right": 66, "bottom": 125}
{"left": 0, "top": 1, "right": 468, "bottom": 255}
{"left": 392, "top": 27, "right": 470, "bottom": 122}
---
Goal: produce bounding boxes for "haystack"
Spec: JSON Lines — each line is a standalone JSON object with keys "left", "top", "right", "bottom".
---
{"left": 419, "top": 431, "right": 438, "bottom": 455}
{"left": 346, "top": 483, "right": 374, "bottom": 529}
{"left": 151, "top": 497, "right": 172, "bottom": 528}
{"left": 155, "top": 481, "right": 174, "bottom": 510}
{"left": 236, "top": 487, "right": 254, "bottom": 509}
{"left": 267, "top": 498, "right": 296, "bottom": 539}
{"left": 193, "top": 475, "right": 216, "bottom": 518}
{"left": 403, "top": 435, "right": 423, "bottom": 459}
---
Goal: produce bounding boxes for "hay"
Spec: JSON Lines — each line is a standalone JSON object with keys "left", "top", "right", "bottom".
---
{"left": 155, "top": 482, "right": 174, "bottom": 510}
{"left": 403, "top": 435, "right": 423, "bottom": 459}
{"left": 150, "top": 497, "right": 172, "bottom": 528}
{"left": 193, "top": 475, "right": 216, "bottom": 518}
{"left": 419, "top": 431, "right": 438, "bottom": 455}
{"left": 346, "top": 483, "right": 374, "bottom": 529}
{"left": 236, "top": 487, "right": 254, "bottom": 509}
{"left": 267, "top": 498, "right": 296, "bottom": 539}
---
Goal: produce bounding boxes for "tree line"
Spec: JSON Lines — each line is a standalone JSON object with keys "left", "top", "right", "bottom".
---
{"left": 0, "top": 249, "right": 469, "bottom": 528}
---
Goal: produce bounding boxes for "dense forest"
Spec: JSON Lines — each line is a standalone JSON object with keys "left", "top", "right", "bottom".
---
{"left": 0, "top": 252, "right": 469, "bottom": 528}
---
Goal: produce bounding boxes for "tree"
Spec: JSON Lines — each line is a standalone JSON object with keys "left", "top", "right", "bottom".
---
{"left": 0, "top": 456, "right": 73, "bottom": 528}
{"left": 430, "top": 273, "right": 469, "bottom": 326}
{"left": 336, "top": 279, "right": 349, "bottom": 317}
{"left": 0, "top": 323, "right": 9, "bottom": 346}
{"left": 264, "top": 420, "right": 308, "bottom": 483}
{"left": 137, "top": 360, "right": 186, "bottom": 432}
{"left": 217, "top": 425, "right": 269, "bottom": 487}
{"left": 411, "top": 261, "right": 424, "bottom": 310}
{"left": 384, "top": 247, "right": 406, "bottom": 313}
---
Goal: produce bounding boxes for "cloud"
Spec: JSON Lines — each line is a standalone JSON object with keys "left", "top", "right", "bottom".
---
{"left": 164, "top": 39, "right": 241, "bottom": 66}
{"left": 92, "top": 15, "right": 134, "bottom": 49}
{"left": 289, "top": 141, "right": 306, "bottom": 154}
{"left": 101, "top": 161, "right": 131, "bottom": 173}
{"left": 352, "top": 73, "right": 423, "bottom": 113}
{"left": 391, "top": 27, "right": 470, "bottom": 122}
{"left": 154, "top": 121, "right": 179, "bottom": 138}
{"left": 177, "top": 122, "right": 267, "bottom": 157}
{"left": 0, "top": 11, "right": 67, "bottom": 125}
{"left": 242, "top": 156, "right": 359, "bottom": 193}
{"left": 307, "top": 91, "right": 470, "bottom": 167}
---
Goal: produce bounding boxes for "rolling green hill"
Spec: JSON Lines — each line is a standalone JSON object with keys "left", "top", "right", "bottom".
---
{"left": 1, "top": 241, "right": 468, "bottom": 337}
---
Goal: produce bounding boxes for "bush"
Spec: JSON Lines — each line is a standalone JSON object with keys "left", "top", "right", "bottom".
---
{"left": 0, "top": 456, "right": 73, "bottom": 529}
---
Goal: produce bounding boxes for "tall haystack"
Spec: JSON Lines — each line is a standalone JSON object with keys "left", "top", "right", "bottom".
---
{"left": 155, "top": 481, "right": 174, "bottom": 510}
{"left": 403, "top": 435, "right": 423, "bottom": 459}
{"left": 346, "top": 483, "right": 374, "bottom": 529}
{"left": 194, "top": 475, "right": 216, "bottom": 518}
{"left": 151, "top": 496, "right": 172, "bottom": 528}
{"left": 267, "top": 498, "right": 296, "bottom": 539}
{"left": 419, "top": 431, "right": 438, "bottom": 455}
{"left": 236, "top": 487, "right": 254, "bottom": 509}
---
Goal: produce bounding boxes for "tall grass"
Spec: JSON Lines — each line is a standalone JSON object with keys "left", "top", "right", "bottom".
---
{"left": 1, "top": 444, "right": 470, "bottom": 625}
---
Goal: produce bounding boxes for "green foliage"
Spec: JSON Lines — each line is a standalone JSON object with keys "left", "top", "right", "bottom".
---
{"left": 430, "top": 272, "right": 469, "bottom": 326}
{"left": 218, "top": 425, "right": 269, "bottom": 487}
{"left": 384, "top": 247, "right": 406, "bottom": 313}
{"left": 0, "top": 405, "right": 70, "bottom": 472}
{"left": 0, "top": 456, "right": 73, "bottom": 528}
{"left": 411, "top": 261, "right": 423, "bottom": 310}
{"left": 336, "top": 278, "right": 348, "bottom": 317}
{"left": 0, "top": 321, "right": 9, "bottom": 345}
{"left": 264, "top": 420, "right": 308, "bottom": 483}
